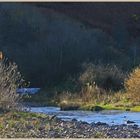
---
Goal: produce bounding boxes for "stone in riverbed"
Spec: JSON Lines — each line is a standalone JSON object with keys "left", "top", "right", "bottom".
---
{"left": 126, "top": 120, "right": 135, "bottom": 124}
{"left": 60, "top": 103, "right": 80, "bottom": 111}
{"left": 38, "top": 126, "right": 46, "bottom": 131}
{"left": 133, "top": 124, "right": 138, "bottom": 128}
{"left": 72, "top": 118, "right": 77, "bottom": 122}
{"left": 26, "top": 125, "right": 33, "bottom": 130}
{"left": 91, "top": 106, "right": 104, "bottom": 111}
{"left": 95, "top": 122, "right": 108, "bottom": 125}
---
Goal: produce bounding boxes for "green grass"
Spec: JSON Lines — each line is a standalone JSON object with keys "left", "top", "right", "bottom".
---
{"left": 0, "top": 111, "right": 52, "bottom": 137}
{"left": 25, "top": 92, "right": 140, "bottom": 112}
{"left": 78, "top": 103, "right": 140, "bottom": 112}
{"left": 80, "top": 104, "right": 140, "bottom": 112}
{"left": 80, "top": 104, "right": 126, "bottom": 111}
{"left": 80, "top": 104, "right": 95, "bottom": 111}
{"left": 0, "top": 111, "right": 51, "bottom": 128}
{"left": 101, "top": 104, "right": 127, "bottom": 110}
{"left": 22, "top": 85, "right": 140, "bottom": 112}
{"left": 1, "top": 111, "right": 49, "bottom": 120}
{"left": 130, "top": 106, "right": 140, "bottom": 112}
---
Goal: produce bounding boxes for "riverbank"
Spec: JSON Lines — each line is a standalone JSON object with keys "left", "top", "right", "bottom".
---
{"left": 23, "top": 99, "right": 140, "bottom": 112}
{"left": 0, "top": 111, "right": 140, "bottom": 138}
{"left": 23, "top": 86, "right": 140, "bottom": 112}
{"left": 23, "top": 93, "right": 140, "bottom": 112}
{"left": 80, "top": 104, "right": 140, "bottom": 112}
{"left": 51, "top": 100, "right": 140, "bottom": 112}
{"left": 23, "top": 85, "right": 140, "bottom": 112}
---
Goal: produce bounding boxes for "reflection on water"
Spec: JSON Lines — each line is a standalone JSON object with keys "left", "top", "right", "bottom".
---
{"left": 30, "top": 107, "right": 140, "bottom": 125}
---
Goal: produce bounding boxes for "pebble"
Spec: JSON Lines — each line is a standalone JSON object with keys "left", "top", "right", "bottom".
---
{"left": 0, "top": 114, "right": 140, "bottom": 138}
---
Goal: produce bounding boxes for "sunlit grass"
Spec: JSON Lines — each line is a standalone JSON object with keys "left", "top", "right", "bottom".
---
{"left": 130, "top": 106, "right": 140, "bottom": 112}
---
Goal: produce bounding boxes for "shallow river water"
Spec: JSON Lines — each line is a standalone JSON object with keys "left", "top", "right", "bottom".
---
{"left": 30, "top": 106, "right": 140, "bottom": 125}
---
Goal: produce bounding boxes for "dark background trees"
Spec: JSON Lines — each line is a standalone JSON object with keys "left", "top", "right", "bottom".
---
{"left": 0, "top": 3, "right": 140, "bottom": 87}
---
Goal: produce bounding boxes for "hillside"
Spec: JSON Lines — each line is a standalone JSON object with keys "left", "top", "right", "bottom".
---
{"left": 35, "top": 2, "right": 140, "bottom": 37}
{"left": 0, "top": 3, "right": 140, "bottom": 87}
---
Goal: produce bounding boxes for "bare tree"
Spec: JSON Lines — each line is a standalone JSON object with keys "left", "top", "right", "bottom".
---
{"left": 0, "top": 59, "right": 24, "bottom": 111}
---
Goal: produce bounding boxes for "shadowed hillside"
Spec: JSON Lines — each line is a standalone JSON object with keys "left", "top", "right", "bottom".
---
{"left": 35, "top": 2, "right": 140, "bottom": 37}
{"left": 0, "top": 3, "right": 140, "bottom": 87}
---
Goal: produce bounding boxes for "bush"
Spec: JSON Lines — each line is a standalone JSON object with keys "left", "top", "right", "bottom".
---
{"left": 124, "top": 67, "right": 140, "bottom": 103}
{"left": 59, "top": 90, "right": 82, "bottom": 103}
{"left": 79, "top": 63, "right": 126, "bottom": 91}
{"left": 0, "top": 59, "right": 24, "bottom": 111}
{"left": 80, "top": 83, "right": 107, "bottom": 103}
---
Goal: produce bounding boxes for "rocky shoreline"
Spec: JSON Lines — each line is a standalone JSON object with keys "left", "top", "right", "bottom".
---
{"left": 44, "top": 119, "right": 140, "bottom": 138}
{"left": 0, "top": 111, "right": 140, "bottom": 138}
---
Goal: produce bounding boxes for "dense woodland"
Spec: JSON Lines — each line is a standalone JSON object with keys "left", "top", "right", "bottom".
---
{"left": 0, "top": 3, "right": 140, "bottom": 88}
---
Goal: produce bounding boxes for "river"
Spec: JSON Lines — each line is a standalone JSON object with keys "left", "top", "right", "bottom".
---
{"left": 30, "top": 106, "right": 140, "bottom": 125}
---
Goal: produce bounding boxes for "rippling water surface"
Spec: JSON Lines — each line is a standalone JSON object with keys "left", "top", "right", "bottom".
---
{"left": 30, "top": 107, "right": 140, "bottom": 125}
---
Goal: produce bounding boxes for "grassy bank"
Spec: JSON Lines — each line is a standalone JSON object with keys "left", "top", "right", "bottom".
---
{"left": 23, "top": 64, "right": 140, "bottom": 112}
{"left": 58, "top": 98, "right": 140, "bottom": 112}
{"left": 80, "top": 104, "right": 140, "bottom": 112}
{"left": 24, "top": 92, "right": 140, "bottom": 112}
{"left": 0, "top": 111, "right": 53, "bottom": 138}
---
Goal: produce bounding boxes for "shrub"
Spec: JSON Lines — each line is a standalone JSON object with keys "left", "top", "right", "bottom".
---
{"left": 0, "top": 59, "right": 24, "bottom": 111}
{"left": 79, "top": 63, "right": 126, "bottom": 91}
{"left": 80, "top": 83, "right": 113, "bottom": 104}
{"left": 124, "top": 67, "right": 140, "bottom": 103}
{"left": 59, "top": 91, "right": 82, "bottom": 103}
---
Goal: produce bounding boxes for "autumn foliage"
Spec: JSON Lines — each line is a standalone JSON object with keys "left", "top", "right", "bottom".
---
{"left": 125, "top": 67, "right": 140, "bottom": 103}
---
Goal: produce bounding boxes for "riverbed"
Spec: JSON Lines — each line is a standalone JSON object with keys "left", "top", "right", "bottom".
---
{"left": 30, "top": 106, "right": 140, "bottom": 125}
